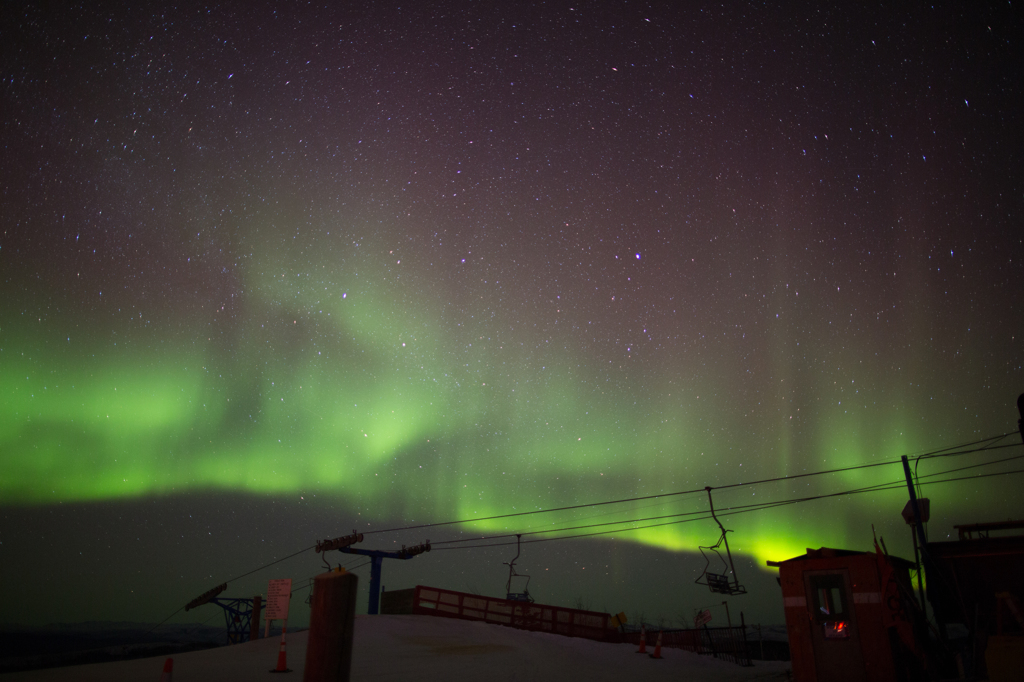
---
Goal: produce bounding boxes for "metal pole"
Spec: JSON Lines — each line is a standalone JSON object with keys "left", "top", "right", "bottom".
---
{"left": 740, "top": 612, "right": 752, "bottom": 666}
{"left": 367, "top": 556, "right": 383, "bottom": 615}
{"left": 1017, "top": 393, "right": 1024, "bottom": 443}
{"left": 723, "top": 601, "right": 736, "bottom": 662}
{"left": 911, "top": 524, "right": 926, "bottom": 608}
{"left": 250, "top": 595, "right": 262, "bottom": 641}
{"left": 901, "top": 455, "right": 932, "bottom": 627}
{"left": 901, "top": 456, "right": 929, "bottom": 557}
{"left": 703, "top": 623, "right": 718, "bottom": 658}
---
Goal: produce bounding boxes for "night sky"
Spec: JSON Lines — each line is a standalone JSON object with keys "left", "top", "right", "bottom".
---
{"left": 2, "top": 2, "right": 1022, "bottom": 629}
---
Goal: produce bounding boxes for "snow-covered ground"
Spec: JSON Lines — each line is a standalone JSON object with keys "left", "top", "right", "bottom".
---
{"left": 2, "top": 615, "right": 791, "bottom": 681}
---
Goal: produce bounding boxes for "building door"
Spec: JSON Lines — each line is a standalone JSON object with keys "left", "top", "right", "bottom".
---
{"left": 805, "top": 570, "right": 869, "bottom": 682}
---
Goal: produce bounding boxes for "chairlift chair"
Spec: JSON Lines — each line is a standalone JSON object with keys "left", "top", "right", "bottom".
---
{"left": 504, "top": 534, "right": 534, "bottom": 602}
{"left": 695, "top": 487, "right": 747, "bottom": 596}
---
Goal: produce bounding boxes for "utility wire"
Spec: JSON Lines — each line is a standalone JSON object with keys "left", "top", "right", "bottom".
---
{"left": 917, "top": 452, "right": 1024, "bottom": 481}
{"left": 914, "top": 432, "right": 1016, "bottom": 496}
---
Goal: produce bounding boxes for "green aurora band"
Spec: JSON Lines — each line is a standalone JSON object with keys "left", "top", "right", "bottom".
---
{"left": 1, "top": 227, "right": 1016, "bottom": 568}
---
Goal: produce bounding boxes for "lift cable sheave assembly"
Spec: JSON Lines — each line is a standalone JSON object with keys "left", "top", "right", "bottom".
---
{"left": 503, "top": 534, "right": 534, "bottom": 602}
{"left": 695, "top": 486, "right": 747, "bottom": 596}
{"left": 315, "top": 530, "right": 365, "bottom": 570}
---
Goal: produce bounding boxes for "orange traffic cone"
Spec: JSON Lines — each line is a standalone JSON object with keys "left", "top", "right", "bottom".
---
{"left": 159, "top": 657, "right": 173, "bottom": 681}
{"left": 649, "top": 630, "right": 663, "bottom": 659}
{"left": 635, "top": 625, "right": 647, "bottom": 654}
{"left": 269, "top": 631, "right": 292, "bottom": 673}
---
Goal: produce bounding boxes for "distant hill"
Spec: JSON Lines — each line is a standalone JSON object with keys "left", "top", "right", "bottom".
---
{"left": 0, "top": 621, "right": 225, "bottom": 674}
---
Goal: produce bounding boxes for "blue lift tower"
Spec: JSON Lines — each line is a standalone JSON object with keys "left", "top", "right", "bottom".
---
{"left": 316, "top": 532, "right": 431, "bottom": 615}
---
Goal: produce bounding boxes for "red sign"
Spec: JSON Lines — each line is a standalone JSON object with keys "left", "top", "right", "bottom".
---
{"left": 694, "top": 609, "right": 713, "bottom": 627}
{"left": 266, "top": 579, "right": 292, "bottom": 620}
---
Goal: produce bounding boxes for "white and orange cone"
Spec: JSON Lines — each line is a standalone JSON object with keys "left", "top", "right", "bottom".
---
{"left": 269, "top": 630, "right": 291, "bottom": 673}
{"left": 636, "top": 625, "right": 647, "bottom": 654}
{"left": 159, "top": 657, "right": 173, "bottom": 681}
{"left": 649, "top": 630, "right": 663, "bottom": 659}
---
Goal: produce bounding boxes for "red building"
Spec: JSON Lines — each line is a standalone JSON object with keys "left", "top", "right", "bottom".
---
{"left": 769, "top": 547, "right": 927, "bottom": 682}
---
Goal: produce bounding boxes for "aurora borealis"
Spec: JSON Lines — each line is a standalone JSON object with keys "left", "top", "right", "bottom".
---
{"left": 2, "top": 2, "right": 1023, "bottom": 627}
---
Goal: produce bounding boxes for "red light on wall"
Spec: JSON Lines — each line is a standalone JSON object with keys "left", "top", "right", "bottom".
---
{"left": 824, "top": 620, "right": 849, "bottom": 639}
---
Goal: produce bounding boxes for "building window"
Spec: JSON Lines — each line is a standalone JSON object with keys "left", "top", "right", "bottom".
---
{"left": 810, "top": 574, "right": 850, "bottom": 639}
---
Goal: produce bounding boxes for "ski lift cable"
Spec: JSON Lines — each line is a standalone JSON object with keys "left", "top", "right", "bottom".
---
{"left": 221, "top": 545, "right": 317, "bottom": 586}
{"left": 494, "top": 493, "right": 696, "bottom": 535}
{"left": 149, "top": 458, "right": 1024, "bottom": 633}
{"left": 151, "top": 434, "right": 1020, "bottom": 629}
{"left": 431, "top": 467, "right": 1024, "bottom": 551}
{"left": 431, "top": 452, "right": 1024, "bottom": 549}
{"left": 434, "top": 490, "right": 881, "bottom": 551}
{"left": 148, "top": 432, "right": 1019, "bottom": 630}
{"left": 364, "top": 433, "right": 1021, "bottom": 538}
{"left": 432, "top": 462, "right": 1022, "bottom": 551}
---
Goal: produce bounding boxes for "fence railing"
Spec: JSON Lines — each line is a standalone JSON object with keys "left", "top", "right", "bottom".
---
{"left": 623, "top": 625, "right": 753, "bottom": 666}
{"left": 408, "top": 585, "right": 619, "bottom": 642}
{"left": 392, "top": 584, "right": 758, "bottom": 665}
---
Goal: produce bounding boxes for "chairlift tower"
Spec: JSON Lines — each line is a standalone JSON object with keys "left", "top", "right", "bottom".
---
{"left": 322, "top": 539, "right": 430, "bottom": 615}
{"left": 184, "top": 583, "right": 262, "bottom": 644}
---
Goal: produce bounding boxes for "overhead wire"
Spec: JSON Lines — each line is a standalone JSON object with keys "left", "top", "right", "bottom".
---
{"left": 147, "top": 545, "right": 317, "bottom": 634}
{"left": 365, "top": 432, "right": 1021, "bottom": 538}
{"left": 433, "top": 469, "right": 1024, "bottom": 552}
{"left": 430, "top": 440, "right": 1024, "bottom": 542}
{"left": 222, "top": 545, "right": 317, "bottom": 585}
{"left": 431, "top": 461, "right": 1024, "bottom": 551}
{"left": 431, "top": 454, "right": 1024, "bottom": 549}
{"left": 914, "top": 431, "right": 1016, "bottom": 496}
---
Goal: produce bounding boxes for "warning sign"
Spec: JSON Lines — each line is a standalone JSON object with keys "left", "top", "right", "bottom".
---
{"left": 266, "top": 579, "right": 292, "bottom": 620}
{"left": 694, "top": 609, "right": 713, "bottom": 627}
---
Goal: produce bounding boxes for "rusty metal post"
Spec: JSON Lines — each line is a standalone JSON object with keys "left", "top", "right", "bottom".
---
{"left": 304, "top": 570, "right": 358, "bottom": 682}
{"left": 250, "top": 595, "right": 262, "bottom": 641}
{"left": 723, "top": 601, "right": 737, "bottom": 661}
{"left": 739, "top": 611, "right": 752, "bottom": 666}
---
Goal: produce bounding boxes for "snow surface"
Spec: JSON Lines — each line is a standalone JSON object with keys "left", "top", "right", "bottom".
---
{"left": 2, "top": 615, "right": 791, "bottom": 681}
